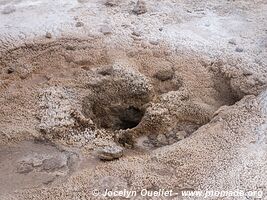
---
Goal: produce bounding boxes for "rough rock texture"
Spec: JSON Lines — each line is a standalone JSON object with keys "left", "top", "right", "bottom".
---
{"left": 97, "top": 144, "right": 124, "bottom": 161}
{"left": 133, "top": 0, "right": 147, "bottom": 15}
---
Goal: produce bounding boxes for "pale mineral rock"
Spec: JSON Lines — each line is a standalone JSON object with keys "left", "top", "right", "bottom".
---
{"left": 97, "top": 145, "right": 123, "bottom": 161}
{"left": 133, "top": 0, "right": 147, "bottom": 15}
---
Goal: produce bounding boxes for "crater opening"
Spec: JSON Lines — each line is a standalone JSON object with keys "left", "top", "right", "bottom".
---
{"left": 115, "top": 106, "right": 144, "bottom": 130}
{"left": 90, "top": 104, "right": 145, "bottom": 131}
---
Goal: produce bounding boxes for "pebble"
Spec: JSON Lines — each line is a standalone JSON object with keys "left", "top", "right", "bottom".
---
{"left": 186, "top": 9, "right": 192, "bottom": 13}
{"left": 157, "top": 134, "right": 168, "bottom": 145}
{"left": 45, "top": 32, "right": 52, "bottom": 39}
{"left": 76, "top": 21, "right": 84, "bottom": 27}
{"left": 242, "top": 69, "right": 253, "bottom": 76}
{"left": 100, "top": 25, "right": 112, "bottom": 35}
{"left": 149, "top": 39, "right": 159, "bottom": 45}
{"left": 235, "top": 47, "right": 243, "bottom": 52}
{"left": 7, "top": 67, "right": 15, "bottom": 74}
{"left": 133, "top": 0, "right": 147, "bottom": 15}
{"left": 105, "top": 0, "right": 119, "bottom": 6}
{"left": 97, "top": 65, "right": 113, "bottom": 76}
{"left": 176, "top": 131, "right": 187, "bottom": 140}
{"left": 132, "top": 30, "right": 141, "bottom": 37}
{"left": 1, "top": 6, "right": 16, "bottom": 14}
{"left": 97, "top": 145, "right": 123, "bottom": 161}
{"left": 228, "top": 39, "right": 236, "bottom": 45}
{"left": 66, "top": 45, "right": 76, "bottom": 50}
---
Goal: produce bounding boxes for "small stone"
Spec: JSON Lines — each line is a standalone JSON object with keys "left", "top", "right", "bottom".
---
{"left": 2, "top": 6, "right": 16, "bottom": 14}
{"left": 176, "top": 131, "right": 187, "bottom": 140}
{"left": 159, "top": 27, "right": 163, "bottom": 31}
{"left": 132, "top": 30, "right": 141, "bottom": 37}
{"left": 154, "top": 67, "right": 174, "bottom": 81}
{"left": 235, "top": 47, "right": 243, "bottom": 52}
{"left": 164, "top": 50, "right": 172, "bottom": 56}
{"left": 7, "top": 67, "right": 15, "bottom": 74}
{"left": 98, "top": 65, "right": 113, "bottom": 76}
{"left": 42, "top": 177, "right": 56, "bottom": 185}
{"left": 66, "top": 45, "right": 75, "bottom": 50}
{"left": 76, "top": 21, "right": 84, "bottom": 27}
{"left": 100, "top": 25, "right": 112, "bottom": 35}
{"left": 186, "top": 9, "right": 192, "bottom": 13}
{"left": 45, "top": 32, "right": 52, "bottom": 39}
{"left": 105, "top": 0, "right": 119, "bottom": 6}
{"left": 149, "top": 39, "right": 159, "bottom": 45}
{"left": 204, "top": 23, "right": 210, "bottom": 27}
{"left": 242, "top": 69, "right": 253, "bottom": 76}
{"left": 133, "top": 0, "right": 147, "bottom": 15}
{"left": 97, "top": 145, "right": 123, "bottom": 161}
{"left": 228, "top": 39, "right": 236, "bottom": 45}
{"left": 17, "top": 162, "right": 33, "bottom": 174}
{"left": 157, "top": 134, "right": 168, "bottom": 145}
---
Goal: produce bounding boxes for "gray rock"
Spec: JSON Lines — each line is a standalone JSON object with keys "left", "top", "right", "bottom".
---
{"left": 2, "top": 6, "right": 16, "bottom": 15}
{"left": 76, "top": 21, "right": 84, "bottom": 27}
{"left": 105, "top": 0, "right": 119, "bottom": 6}
{"left": 100, "top": 25, "right": 112, "bottom": 35}
{"left": 228, "top": 39, "right": 236, "bottom": 45}
{"left": 242, "top": 69, "right": 253, "bottom": 76}
{"left": 149, "top": 39, "right": 159, "bottom": 45}
{"left": 176, "top": 130, "right": 187, "bottom": 140}
{"left": 157, "top": 134, "right": 168, "bottom": 145}
{"left": 133, "top": 0, "right": 147, "bottom": 15}
{"left": 132, "top": 30, "right": 141, "bottom": 37}
{"left": 97, "top": 145, "right": 123, "bottom": 161}
{"left": 45, "top": 32, "right": 52, "bottom": 39}
{"left": 97, "top": 65, "right": 113, "bottom": 76}
{"left": 235, "top": 47, "right": 243, "bottom": 52}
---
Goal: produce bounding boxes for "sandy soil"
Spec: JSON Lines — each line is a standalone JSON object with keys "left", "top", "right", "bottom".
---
{"left": 0, "top": 0, "right": 266, "bottom": 199}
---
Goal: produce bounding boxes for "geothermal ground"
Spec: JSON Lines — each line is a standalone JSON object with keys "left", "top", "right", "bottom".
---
{"left": 0, "top": 0, "right": 266, "bottom": 199}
